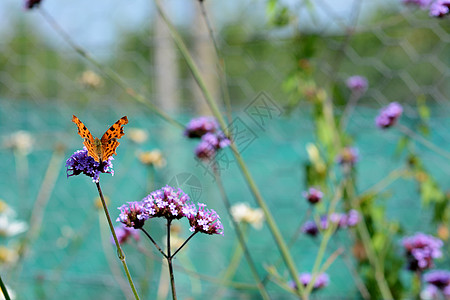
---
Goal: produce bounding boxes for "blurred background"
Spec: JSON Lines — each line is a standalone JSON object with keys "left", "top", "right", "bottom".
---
{"left": 0, "top": 0, "right": 449, "bottom": 299}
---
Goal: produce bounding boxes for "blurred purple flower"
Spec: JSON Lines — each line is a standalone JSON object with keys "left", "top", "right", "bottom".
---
{"left": 195, "top": 132, "right": 230, "bottom": 161}
{"left": 346, "top": 76, "right": 368, "bottom": 93}
{"left": 402, "top": 0, "right": 433, "bottom": 8}
{"left": 302, "top": 221, "right": 319, "bottom": 237}
{"left": 186, "top": 202, "right": 224, "bottom": 235}
{"left": 424, "top": 270, "right": 450, "bottom": 289}
{"left": 25, "top": 0, "right": 42, "bottom": 9}
{"left": 66, "top": 147, "right": 114, "bottom": 183}
{"left": 375, "top": 102, "right": 403, "bottom": 129}
{"left": 113, "top": 224, "right": 140, "bottom": 244}
{"left": 184, "top": 116, "right": 219, "bottom": 138}
{"left": 337, "top": 147, "right": 359, "bottom": 166}
{"left": 402, "top": 233, "right": 443, "bottom": 271}
{"left": 303, "top": 187, "right": 323, "bottom": 204}
{"left": 430, "top": 0, "right": 450, "bottom": 17}
{"left": 116, "top": 201, "right": 149, "bottom": 229}
{"left": 421, "top": 284, "right": 439, "bottom": 300}
{"left": 346, "top": 209, "right": 360, "bottom": 227}
{"left": 289, "top": 272, "right": 329, "bottom": 291}
{"left": 142, "top": 185, "right": 190, "bottom": 220}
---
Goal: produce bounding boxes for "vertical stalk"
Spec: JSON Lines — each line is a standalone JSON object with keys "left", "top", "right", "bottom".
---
{"left": 152, "top": 0, "right": 305, "bottom": 296}
{"left": 213, "top": 167, "right": 271, "bottom": 300}
{"left": 0, "top": 275, "right": 11, "bottom": 300}
{"left": 166, "top": 219, "right": 177, "bottom": 300}
{"left": 96, "top": 182, "right": 140, "bottom": 300}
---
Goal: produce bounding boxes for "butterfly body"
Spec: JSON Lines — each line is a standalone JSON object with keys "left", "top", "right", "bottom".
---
{"left": 72, "top": 115, "right": 128, "bottom": 162}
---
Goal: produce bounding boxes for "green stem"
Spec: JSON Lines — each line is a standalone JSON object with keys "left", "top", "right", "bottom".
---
{"left": 166, "top": 219, "right": 177, "bottom": 300}
{"left": 345, "top": 180, "right": 394, "bottom": 300}
{"left": 152, "top": 0, "right": 305, "bottom": 297}
{"left": 0, "top": 275, "right": 11, "bottom": 300}
{"left": 95, "top": 182, "right": 140, "bottom": 300}
{"left": 212, "top": 167, "right": 270, "bottom": 300}
{"left": 141, "top": 227, "right": 168, "bottom": 259}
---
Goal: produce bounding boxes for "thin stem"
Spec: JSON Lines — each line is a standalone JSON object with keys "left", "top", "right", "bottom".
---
{"left": 345, "top": 180, "right": 394, "bottom": 300}
{"left": 339, "top": 92, "right": 361, "bottom": 131}
{"left": 398, "top": 124, "right": 450, "bottom": 161}
{"left": 38, "top": 7, "right": 184, "bottom": 129}
{"left": 212, "top": 166, "right": 271, "bottom": 300}
{"left": 0, "top": 275, "right": 11, "bottom": 300}
{"left": 95, "top": 182, "right": 140, "bottom": 300}
{"left": 303, "top": 183, "right": 343, "bottom": 297}
{"left": 167, "top": 219, "right": 177, "bottom": 300}
{"left": 140, "top": 227, "right": 168, "bottom": 259}
{"left": 197, "top": 0, "right": 233, "bottom": 124}
{"left": 171, "top": 232, "right": 197, "bottom": 258}
{"left": 152, "top": 0, "right": 305, "bottom": 296}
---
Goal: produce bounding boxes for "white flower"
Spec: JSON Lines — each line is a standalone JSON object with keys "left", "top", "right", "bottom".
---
{"left": 0, "top": 214, "right": 28, "bottom": 237}
{"left": 3, "top": 131, "right": 34, "bottom": 154}
{"left": 231, "top": 203, "right": 265, "bottom": 230}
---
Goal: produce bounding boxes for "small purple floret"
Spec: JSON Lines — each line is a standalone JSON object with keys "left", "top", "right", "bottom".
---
{"left": 375, "top": 102, "right": 403, "bottom": 129}
{"left": 430, "top": 0, "right": 450, "bottom": 17}
{"left": 303, "top": 187, "right": 323, "bottom": 204}
{"left": 116, "top": 201, "right": 149, "bottom": 229}
{"left": 113, "top": 224, "right": 140, "bottom": 244}
{"left": 289, "top": 272, "right": 329, "bottom": 291}
{"left": 25, "top": 0, "right": 42, "bottom": 9}
{"left": 346, "top": 75, "right": 368, "bottom": 93}
{"left": 186, "top": 202, "right": 224, "bottom": 235}
{"left": 402, "top": 232, "right": 443, "bottom": 271}
{"left": 142, "top": 185, "right": 191, "bottom": 220}
{"left": 66, "top": 147, "right": 114, "bottom": 183}
{"left": 184, "top": 116, "right": 219, "bottom": 138}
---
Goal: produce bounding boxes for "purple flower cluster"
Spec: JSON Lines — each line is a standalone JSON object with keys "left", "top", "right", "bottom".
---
{"left": 113, "top": 224, "right": 140, "bottom": 244}
{"left": 403, "top": 0, "right": 450, "bottom": 17}
{"left": 116, "top": 186, "right": 224, "bottom": 236}
{"left": 430, "top": 0, "right": 450, "bottom": 17}
{"left": 375, "top": 102, "right": 403, "bottom": 129}
{"left": 303, "top": 187, "right": 323, "bottom": 204}
{"left": 422, "top": 270, "right": 450, "bottom": 299}
{"left": 184, "top": 117, "right": 230, "bottom": 161}
{"left": 25, "top": 0, "right": 42, "bottom": 9}
{"left": 184, "top": 117, "right": 219, "bottom": 138}
{"left": 302, "top": 210, "right": 360, "bottom": 236}
{"left": 143, "top": 186, "right": 191, "bottom": 220}
{"left": 116, "top": 201, "right": 150, "bottom": 229}
{"left": 336, "top": 147, "right": 359, "bottom": 166}
{"left": 184, "top": 202, "right": 224, "bottom": 235}
{"left": 346, "top": 75, "right": 368, "bottom": 93}
{"left": 289, "top": 272, "right": 329, "bottom": 291}
{"left": 402, "top": 233, "right": 443, "bottom": 271}
{"left": 66, "top": 147, "right": 114, "bottom": 183}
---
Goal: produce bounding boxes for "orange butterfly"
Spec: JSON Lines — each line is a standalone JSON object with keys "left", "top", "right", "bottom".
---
{"left": 72, "top": 115, "right": 128, "bottom": 162}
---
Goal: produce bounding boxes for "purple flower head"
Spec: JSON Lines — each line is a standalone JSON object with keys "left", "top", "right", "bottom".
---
{"left": 303, "top": 187, "right": 323, "bottom": 204}
{"left": 402, "top": 0, "right": 433, "bottom": 8}
{"left": 142, "top": 186, "right": 191, "bottom": 220}
{"left": 25, "top": 0, "right": 42, "bottom": 9}
{"left": 336, "top": 147, "right": 359, "bottom": 166}
{"left": 289, "top": 272, "right": 329, "bottom": 291}
{"left": 346, "top": 209, "right": 360, "bottom": 227}
{"left": 66, "top": 147, "right": 114, "bottom": 183}
{"left": 302, "top": 221, "right": 319, "bottom": 237}
{"left": 444, "top": 285, "right": 450, "bottom": 297}
{"left": 186, "top": 202, "right": 224, "bottom": 235}
{"left": 116, "top": 201, "right": 149, "bottom": 229}
{"left": 184, "top": 117, "right": 219, "bottom": 138}
{"left": 424, "top": 270, "right": 450, "bottom": 289}
{"left": 329, "top": 212, "right": 347, "bottom": 228}
{"left": 195, "top": 132, "right": 230, "bottom": 161}
{"left": 346, "top": 75, "right": 368, "bottom": 93}
{"left": 430, "top": 0, "right": 450, "bottom": 17}
{"left": 375, "top": 102, "right": 403, "bottom": 129}
{"left": 402, "top": 233, "right": 443, "bottom": 271}
{"left": 113, "top": 224, "right": 140, "bottom": 244}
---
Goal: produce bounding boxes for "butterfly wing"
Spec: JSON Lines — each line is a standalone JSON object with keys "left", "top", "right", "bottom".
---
{"left": 100, "top": 116, "right": 128, "bottom": 162}
{"left": 72, "top": 115, "right": 100, "bottom": 162}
